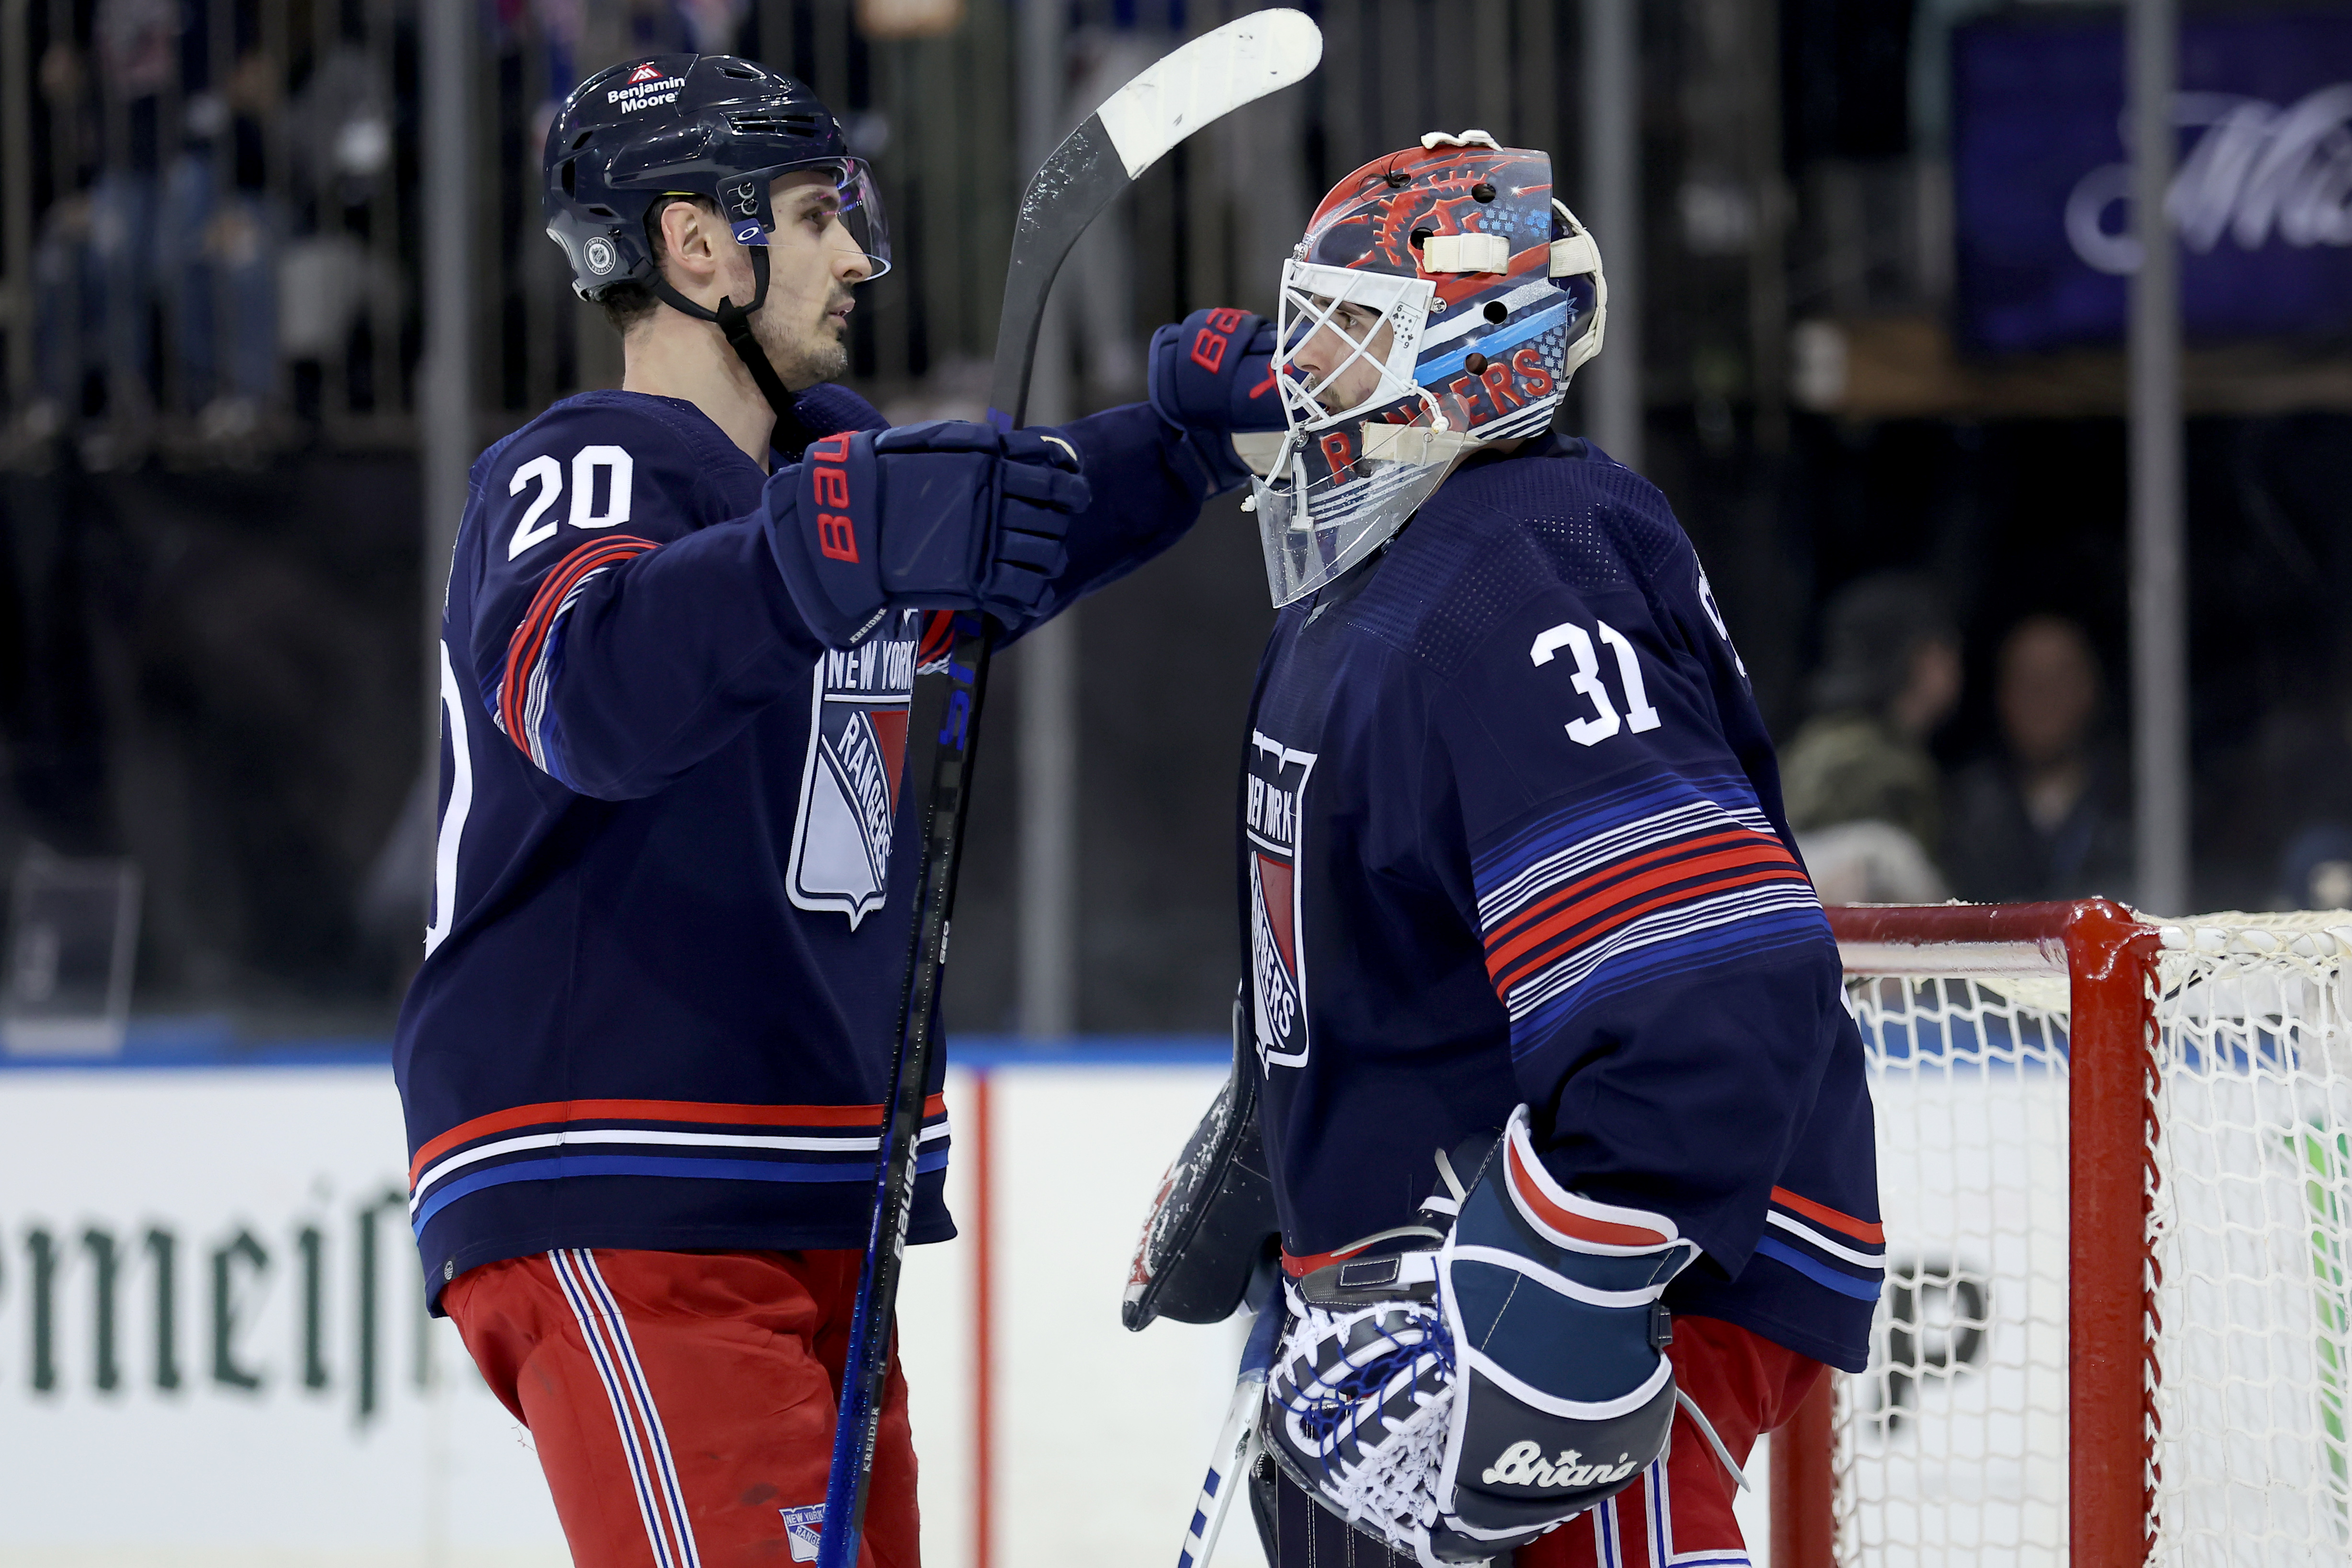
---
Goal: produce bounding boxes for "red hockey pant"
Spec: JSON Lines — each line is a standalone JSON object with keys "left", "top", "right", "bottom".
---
{"left": 445, "top": 1247, "right": 918, "bottom": 1568}
{"left": 1525, "top": 1314, "right": 1824, "bottom": 1568}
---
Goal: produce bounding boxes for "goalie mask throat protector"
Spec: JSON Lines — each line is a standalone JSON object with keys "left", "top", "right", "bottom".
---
{"left": 1251, "top": 132, "right": 1607, "bottom": 608}
{"left": 542, "top": 54, "right": 891, "bottom": 415}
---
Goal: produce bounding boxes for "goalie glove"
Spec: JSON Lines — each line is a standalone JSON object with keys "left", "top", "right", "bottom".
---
{"left": 1123, "top": 985, "right": 1280, "bottom": 1330}
{"left": 1431, "top": 1105, "right": 1695, "bottom": 1557}
{"left": 1262, "top": 1109, "right": 1695, "bottom": 1566}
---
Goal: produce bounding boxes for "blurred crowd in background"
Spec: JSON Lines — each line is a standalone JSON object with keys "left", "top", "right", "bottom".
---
{"left": 1790, "top": 560, "right": 2352, "bottom": 917}
{"left": 4, "top": 0, "right": 2352, "bottom": 1040}
{"left": 1782, "top": 572, "right": 2133, "bottom": 906}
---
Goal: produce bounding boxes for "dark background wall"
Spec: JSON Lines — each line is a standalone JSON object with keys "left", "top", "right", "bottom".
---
{"left": 6, "top": 0, "right": 2352, "bottom": 1037}
{"left": 0, "top": 454, "right": 422, "bottom": 1022}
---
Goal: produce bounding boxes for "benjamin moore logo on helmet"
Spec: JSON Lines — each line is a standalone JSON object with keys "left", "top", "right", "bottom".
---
{"left": 607, "top": 63, "right": 681, "bottom": 113}
{"left": 582, "top": 236, "right": 617, "bottom": 275}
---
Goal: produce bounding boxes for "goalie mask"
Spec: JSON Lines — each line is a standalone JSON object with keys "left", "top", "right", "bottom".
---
{"left": 1249, "top": 132, "right": 1606, "bottom": 607}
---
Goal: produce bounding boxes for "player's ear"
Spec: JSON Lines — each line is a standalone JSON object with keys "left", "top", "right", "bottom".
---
{"left": 662, "top": 200, "right": 722, "bottom": 283}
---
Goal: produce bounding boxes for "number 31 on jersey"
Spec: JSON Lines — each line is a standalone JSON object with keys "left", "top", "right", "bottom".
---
{"left": 1531, "top": 618, "right": 1661, "bottom": 747}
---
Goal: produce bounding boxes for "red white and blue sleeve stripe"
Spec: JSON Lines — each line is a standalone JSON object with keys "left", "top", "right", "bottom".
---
{"left": 1753, "top": 1185, "right": 1885, "bottom": 1300}
{"left": 406, "top": 1095, "right": 953, "bottom": 1236}
{"left": 1473, "top": 772, "right": 1829, "bottom": 1050}
{"left": 489, "top": 535, "right": 660, "bottom": 787}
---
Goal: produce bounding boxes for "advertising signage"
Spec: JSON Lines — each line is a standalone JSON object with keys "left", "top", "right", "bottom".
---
{"left": 1955, "top": 10, "right": 2352, "bottom": 353}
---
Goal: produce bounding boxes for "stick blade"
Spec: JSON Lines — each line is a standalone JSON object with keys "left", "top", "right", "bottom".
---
{"left": 1095, "top": 8, "right": 1324, "bottom": 180}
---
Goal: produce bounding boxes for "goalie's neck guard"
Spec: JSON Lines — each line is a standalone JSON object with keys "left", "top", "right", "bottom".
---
{"left": 1249, "top": 132, "right": 1606, "bottom": 607}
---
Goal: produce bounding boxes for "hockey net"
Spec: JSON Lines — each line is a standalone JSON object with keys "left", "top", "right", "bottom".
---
{"left": 1780, "top": 901, "right": 2352, "bottom": 1568}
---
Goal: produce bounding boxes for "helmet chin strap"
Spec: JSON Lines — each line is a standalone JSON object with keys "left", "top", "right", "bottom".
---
{"left": 648, "top": 246, "right": 798, "bottom": 419}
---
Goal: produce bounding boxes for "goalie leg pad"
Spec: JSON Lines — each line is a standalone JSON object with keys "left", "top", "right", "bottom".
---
{"left": 1430, "top": 1107, "right": 1698, "bottom": 1557}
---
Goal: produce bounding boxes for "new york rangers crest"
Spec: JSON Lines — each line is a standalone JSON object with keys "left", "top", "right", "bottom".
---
{"left": 1246, "top": 730, "right": 1316, "bottom": 1068}
{"left": 778, "top": 1503, "right": 824, "bottom": 1561}
{"left": 787, "top": 610, "right": 924, "bottom": 928}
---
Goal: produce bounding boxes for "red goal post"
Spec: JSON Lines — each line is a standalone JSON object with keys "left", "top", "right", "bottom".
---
{"left": 1778, "top": 900, "right": 2157, "bottom": 1567}
{"left": 1780, "top": 900, "right": 2352, "bottom": 1567}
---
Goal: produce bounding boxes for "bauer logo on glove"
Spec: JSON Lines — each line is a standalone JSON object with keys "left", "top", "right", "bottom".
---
{"left": 808, "top": 434, "right": 860, "bottom": 562}
{"left": 1147, "top": 306, "right": 1284, "bottom": 495}
{"left": 763, "top": 420, "right": 1089, "bottom": 649}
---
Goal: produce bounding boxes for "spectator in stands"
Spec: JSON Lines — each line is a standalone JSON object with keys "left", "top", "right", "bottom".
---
{"left": 1942, "top": 614, "right": 2135, "bottom": 904}
{"left": 27, "top": 42, "right": 102, "bottom": 440}
{"left": 166, "top": 48, "right": 284, "bottom": 446}
{"left": 1782, "top": 571, "right": 1960, "bottom": 902}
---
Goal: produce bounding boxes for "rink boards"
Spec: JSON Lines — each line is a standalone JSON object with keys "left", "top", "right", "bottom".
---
{"left": 0, "top": 1048, "right": 1273, "bottom": 1568}
{"left": 45, "top": 1033, "right": 2322, "bottom": 1568}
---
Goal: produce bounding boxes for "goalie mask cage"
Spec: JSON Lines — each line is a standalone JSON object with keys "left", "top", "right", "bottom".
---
{"left": 1771, "top": 900, "right": 2352, "bottom": 1568}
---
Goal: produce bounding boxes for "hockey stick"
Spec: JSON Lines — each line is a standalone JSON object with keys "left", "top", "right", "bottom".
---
{"left": 1179, "top": 1261, "right": 1286, "bottom": 1568}
{"left": 813, "top": 14, "right": 1323, "bottom": 1568}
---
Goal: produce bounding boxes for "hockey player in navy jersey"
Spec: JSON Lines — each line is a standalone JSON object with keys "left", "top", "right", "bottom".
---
{"left": 396, "top": 56, "right": 1271, "bottom": 1568}
{"left": 1140, "top": 134, "right": 1884, "bottom": 1568}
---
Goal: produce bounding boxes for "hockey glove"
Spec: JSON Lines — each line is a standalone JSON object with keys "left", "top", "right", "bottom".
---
{"left": 1147, "top": 307, "right": 1282, "bottom": 494}
{"left": 1262, "top": 1110, "right": 1694, "bottom": 1566}
{"left": 1430, "top": 1106, "right": 1692, "bottom": 1559}
{"left": 1262, "top": 1169, "right": 1458, "bottom": 1565}
{"left": 1123, "top": 984, "right": 1279, "bottom": 1330}
{"left": 764, "top": 420, "right": 1089, "bottom": 649}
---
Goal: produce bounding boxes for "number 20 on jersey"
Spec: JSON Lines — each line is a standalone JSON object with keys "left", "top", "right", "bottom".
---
{"left": 507, "top": 446, "right": 635, "bottom": 560}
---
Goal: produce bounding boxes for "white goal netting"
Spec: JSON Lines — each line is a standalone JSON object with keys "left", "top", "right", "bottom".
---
{"left": 1834, "top": 911, "right": 2352, "bottom": 1567}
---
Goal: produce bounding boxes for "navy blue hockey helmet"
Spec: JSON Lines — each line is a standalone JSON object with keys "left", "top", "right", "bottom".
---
{"left": 543, "top": 53, "right": 890, "bottom": 298}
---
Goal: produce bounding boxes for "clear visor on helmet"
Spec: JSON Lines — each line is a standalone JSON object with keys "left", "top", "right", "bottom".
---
{"left": 1249, "top": 259, "right": 1463, "bottom": 607}
{"left": 732, "top": 158, "right": 892, "bottom": 280}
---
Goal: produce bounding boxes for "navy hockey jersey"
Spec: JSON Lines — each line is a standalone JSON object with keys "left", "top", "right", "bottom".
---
{"left": 397, "top": 385, "right": 1210, "bottom": 1308}
{"left": 1242, "top": 433, "right": 1882, "bottom": 1372}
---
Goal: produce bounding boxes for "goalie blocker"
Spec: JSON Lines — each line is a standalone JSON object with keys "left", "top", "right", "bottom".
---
{"left": 1438, "top": 1109, "right": 1690, "bottom": 1545}
{"left": 1258, "top": 1109, "right": 1690, "bottom": 1565}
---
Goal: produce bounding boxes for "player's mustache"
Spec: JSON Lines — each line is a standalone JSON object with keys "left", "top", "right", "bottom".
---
{"left": 1299, "top": 368, "right": 1346, "bottom": 412}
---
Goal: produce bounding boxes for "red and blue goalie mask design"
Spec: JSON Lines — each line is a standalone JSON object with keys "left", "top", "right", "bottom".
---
{"left": 1249, "top": 132, "right": 1606, "bottom": 606}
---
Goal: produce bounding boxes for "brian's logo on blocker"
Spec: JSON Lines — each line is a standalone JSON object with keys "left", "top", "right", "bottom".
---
{"left": 787, "top": 610, "right": 922, "bottom": 928}
{"left": 779, "top": 1503, "right": 824, "bottom": 1562}
{"left": 1246, "top": 730, "right": 1316, "bottom": 1069}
